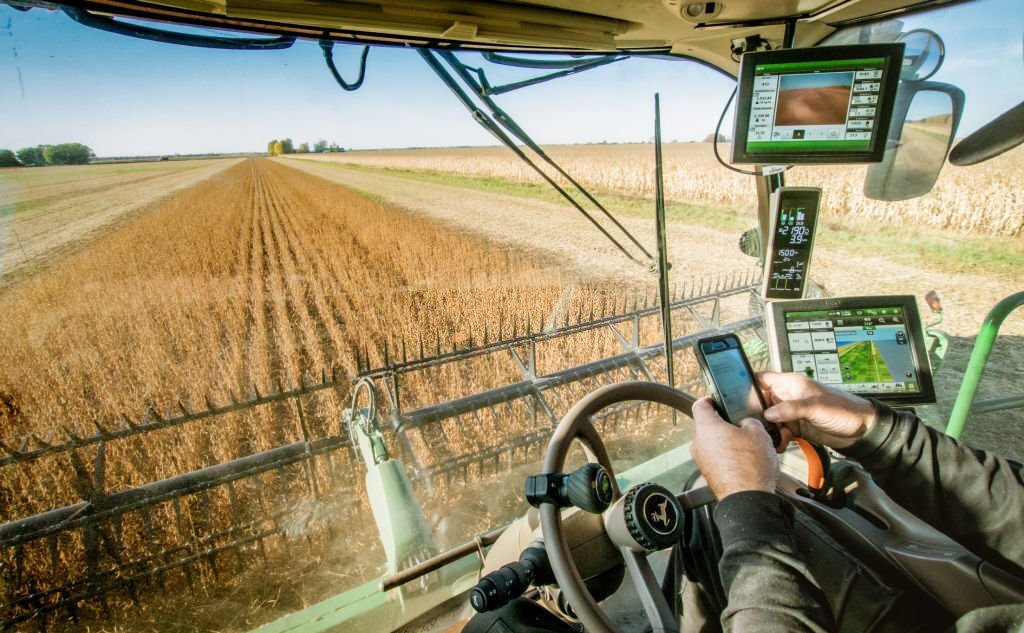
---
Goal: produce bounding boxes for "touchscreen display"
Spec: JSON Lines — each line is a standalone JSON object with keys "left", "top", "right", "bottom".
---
{"left": 745, "top": 57, "right": 888, "bottom": 156}
{"left": 705, "top": 347, "right": 764, "bottom": 421}
{"left": 783, "top": 306, "right": 920, "bottom": 394}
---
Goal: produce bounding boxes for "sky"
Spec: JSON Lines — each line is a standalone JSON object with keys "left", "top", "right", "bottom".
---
{"left": 0, "top": 0, "right": 1021, "bottom": 157}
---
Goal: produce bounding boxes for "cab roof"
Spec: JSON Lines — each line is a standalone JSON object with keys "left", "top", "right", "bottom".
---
{"left": 56, "top": 0, "right": 963, "bottom": 72}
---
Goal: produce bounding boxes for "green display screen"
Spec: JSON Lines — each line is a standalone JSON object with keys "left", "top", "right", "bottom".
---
{"left": 782, "top": 306, "right": 921, "bottom": 395}
{"left": 744, "top": 55, "right": 888, "bottom": 155}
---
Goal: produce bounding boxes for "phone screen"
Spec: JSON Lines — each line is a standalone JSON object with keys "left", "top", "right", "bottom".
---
{"left": 704, "top": 347, "right": 764, "bottom": 422}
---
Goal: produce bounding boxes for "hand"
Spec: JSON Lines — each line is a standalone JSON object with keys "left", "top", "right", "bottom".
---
{"left": 691, "top": 397, "right": 778, "bottom": 500}
{"left": 758, "top": 372, "right": 877, "bottom": 451}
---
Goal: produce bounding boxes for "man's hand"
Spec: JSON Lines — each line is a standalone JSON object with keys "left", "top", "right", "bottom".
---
{"left": 691, "top": 397, "right": 778, "bottom": 500}
{"left": 758, "top": 372, "right": 877, "bottom": 451}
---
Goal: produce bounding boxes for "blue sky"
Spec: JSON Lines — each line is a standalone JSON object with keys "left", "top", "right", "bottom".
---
{"left": 1, "top": 0, "right": 1020, "bottom": 156}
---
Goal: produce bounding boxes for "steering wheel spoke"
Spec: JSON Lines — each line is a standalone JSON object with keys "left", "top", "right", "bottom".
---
{"left": 622, "top": 547, "right": 680, "bottom": 633}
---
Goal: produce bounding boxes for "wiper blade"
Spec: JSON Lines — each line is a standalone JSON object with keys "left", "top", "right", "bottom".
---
{"left": 422, "top": 50, "right": 653, "bottom": 266}
{"left": 61, "top": 6, "right": 295, "bottom": 50}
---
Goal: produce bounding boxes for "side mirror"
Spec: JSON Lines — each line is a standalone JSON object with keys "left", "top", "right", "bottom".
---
{"left": 863, "top": 82, "right": 964, "bottom": 201}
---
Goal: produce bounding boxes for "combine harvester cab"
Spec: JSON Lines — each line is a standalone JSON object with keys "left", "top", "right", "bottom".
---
{"left": 1, "top": 0, "right": 1022, "bottom": 632}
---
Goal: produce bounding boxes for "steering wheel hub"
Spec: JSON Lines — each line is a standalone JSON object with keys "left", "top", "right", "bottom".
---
{"left": 618, "top": 483, "right": 685, "bottom": 551}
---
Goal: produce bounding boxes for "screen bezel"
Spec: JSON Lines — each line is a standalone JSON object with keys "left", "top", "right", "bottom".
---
{"left": 731, "top": 43, "right": 905, "bottom": 165}
{"left": 767, "top": 295, "right": 936, "bottom": 405}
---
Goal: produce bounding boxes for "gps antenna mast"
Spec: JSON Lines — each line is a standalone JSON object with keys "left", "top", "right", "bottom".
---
{"left": 654, "top": 94, "right": 676, "bottom": 397}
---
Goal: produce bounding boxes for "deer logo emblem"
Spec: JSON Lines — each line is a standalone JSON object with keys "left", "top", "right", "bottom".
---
{"left": 650, "top": 499, "right": 669, "bottom": 527}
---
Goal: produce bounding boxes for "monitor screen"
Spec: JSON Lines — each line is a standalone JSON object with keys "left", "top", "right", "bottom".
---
{"left": 766, "top": 296, "right": 935, "bottom": 405}
{"left": 732, "top": 44, "right": 904, "bottom": 164}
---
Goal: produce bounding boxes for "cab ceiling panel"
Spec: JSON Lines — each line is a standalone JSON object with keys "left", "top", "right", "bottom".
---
{"left": 137, "top": 0, "right": 634, "bottom": 49}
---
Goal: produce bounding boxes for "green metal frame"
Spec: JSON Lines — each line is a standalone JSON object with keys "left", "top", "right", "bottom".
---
{"left": 945, "top": 291, "right": 1024, "bottom": 439}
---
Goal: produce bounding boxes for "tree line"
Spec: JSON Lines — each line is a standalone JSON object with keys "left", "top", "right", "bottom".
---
{"left": 0, "top": 143, "right": 95, "bottom": 167}
{"left": 266, "top": 138, "right": 344, "bottom": 156}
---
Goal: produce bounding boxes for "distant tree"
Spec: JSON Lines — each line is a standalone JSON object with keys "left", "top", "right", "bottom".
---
{"left": 0, "top": 150, "right": 20, "bottom": 167}
{"left": 328, "top": 142, "right": 342, "bottom": 152}
{"left": 16, "top": 146, "right": 45, "bottom": 166}
{"left": 703, "top": 132, "right": 730, "bottom": 143}
{"left": 272, "top": 140, "right": 285, "bottom": 156}
{"left": 313, "top": 139, "right": 329, "bottom": 153}
{"left": 281, "top": 138, "right": 294, "bottom": 154}
{"left": 267, "top": 139, "right": 278, "bottom": 156}
{"left": 297, "top": 142, "right": 310, "bottom": 153}
{"left": 47, "top": 143, "right": 94, "bottom": 165}
{"left": 41, "top": 144, "right": 56, "bottom": 165}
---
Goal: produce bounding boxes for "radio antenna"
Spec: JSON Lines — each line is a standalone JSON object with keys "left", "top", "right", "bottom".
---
{"left": 653, "top": 94, "right": 676, "bottom": 399}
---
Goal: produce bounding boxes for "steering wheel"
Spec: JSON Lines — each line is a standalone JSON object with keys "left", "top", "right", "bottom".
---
{"left": 539, "top": 381, "right": 714, "bottom": 633}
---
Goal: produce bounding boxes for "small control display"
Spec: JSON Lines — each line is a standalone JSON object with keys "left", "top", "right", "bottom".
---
{"left": 763, "top": 187, "right": 820, "bottom": 301}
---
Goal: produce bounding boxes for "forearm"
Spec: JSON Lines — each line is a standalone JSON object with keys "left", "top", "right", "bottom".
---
{"left": 715, "top": 492, "right": 834, "bottom": 633}
{"left": 844, "top": 405, "right": 1024, "bottom": 575}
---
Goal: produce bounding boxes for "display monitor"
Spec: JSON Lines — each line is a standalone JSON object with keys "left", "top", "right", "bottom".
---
{"left": 732, "top": 44, "right": 904, "bottom": 164}
{"left": 765, "top": 296, "right": 935, "bottom": 405}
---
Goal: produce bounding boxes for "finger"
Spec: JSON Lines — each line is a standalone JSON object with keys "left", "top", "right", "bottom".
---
{"left": 757, "top": 371, "right": 790, "bottom": 393}
{"left": 775, "top": 426, "right": 795, "bottom": 453}
{"left": 738, "top": 418, "right": 771, "bottom": 442}
{"left": 764, "top": 398, "right": 817, "bottom": 425}
{"left": 738, "top": 417, "right": 762, "bottom": 432}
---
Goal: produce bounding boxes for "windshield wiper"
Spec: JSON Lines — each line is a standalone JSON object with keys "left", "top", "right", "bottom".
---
{"left": 61, "top": 6, "right": 295, "bottom": 50}
{"left": 420, "top": 49, "right": 654, "bottom": 267}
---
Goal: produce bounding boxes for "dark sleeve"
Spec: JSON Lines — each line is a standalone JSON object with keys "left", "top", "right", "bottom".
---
{"left": 714, "top": 491, "right": 834, "bottom": 632}
{"left": 843, "top": 404, "right": 1024, "bottom": 577}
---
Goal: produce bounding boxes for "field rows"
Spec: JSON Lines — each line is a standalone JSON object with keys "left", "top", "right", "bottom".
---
{"left": 0, "top": 158, "right": 651, "bottom": 518}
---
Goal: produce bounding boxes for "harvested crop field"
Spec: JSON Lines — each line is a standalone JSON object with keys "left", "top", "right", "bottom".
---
{"left": 0, "top": 159, "right": 242, "bottom": 284}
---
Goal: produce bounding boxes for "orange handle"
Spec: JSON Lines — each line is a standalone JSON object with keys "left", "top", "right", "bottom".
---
{"left": 795, "top": 438, "right": 826, "bottom": 491}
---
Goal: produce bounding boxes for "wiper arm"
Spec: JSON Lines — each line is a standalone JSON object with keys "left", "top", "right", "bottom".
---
{"left": 421, "top": 50, "right": 653, "bottom": 266}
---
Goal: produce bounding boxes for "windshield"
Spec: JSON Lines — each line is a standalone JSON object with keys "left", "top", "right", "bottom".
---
{"left": 0, "top": 0, "right": 1021, "bottom": 630}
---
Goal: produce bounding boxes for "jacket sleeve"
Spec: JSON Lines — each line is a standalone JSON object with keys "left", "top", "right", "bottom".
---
{"left": 714, "top": 491, "right": 835, "bottom": 632}
{"left": 843, "top": 404, "right": 1024, "bottom": 577}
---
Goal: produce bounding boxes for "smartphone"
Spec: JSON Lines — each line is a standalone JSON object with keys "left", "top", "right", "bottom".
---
{"left": 695, "top": 334, "right": 781, "bottom": 447}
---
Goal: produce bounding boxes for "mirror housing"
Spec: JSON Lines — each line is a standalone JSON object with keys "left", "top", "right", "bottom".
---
{"left": 864, "top": 81, "right": 965, "bottom": 201}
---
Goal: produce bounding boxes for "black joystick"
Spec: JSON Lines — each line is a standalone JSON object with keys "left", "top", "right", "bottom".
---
{"left": 524, "top": 463, "right": 614, "bottom": 513}
{"left": 470, "top": 541, "right": 553, "bottom": 613}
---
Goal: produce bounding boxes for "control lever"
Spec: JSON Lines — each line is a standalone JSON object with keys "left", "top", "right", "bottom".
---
{"left": 470, "top": 540, "right": 553, "bottom": 612}
{"left": 524, "top": 463, "right": 614, "bottom": 513}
